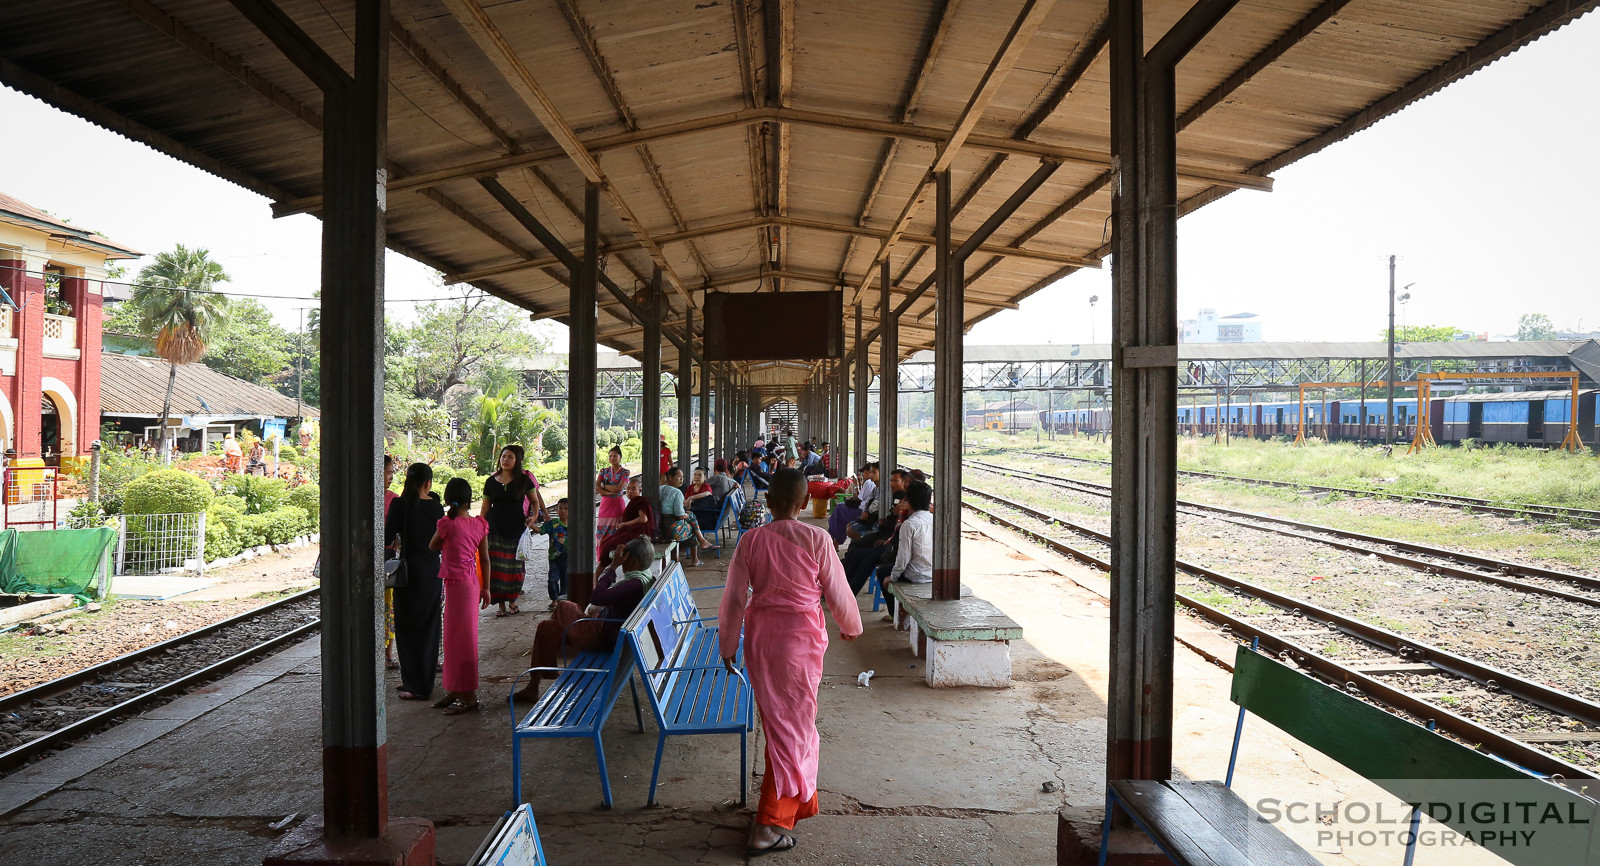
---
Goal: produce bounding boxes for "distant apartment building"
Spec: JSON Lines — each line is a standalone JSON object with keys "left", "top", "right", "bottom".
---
{"left": 1179, "top": 309, "right": 1262, "bottom": 343}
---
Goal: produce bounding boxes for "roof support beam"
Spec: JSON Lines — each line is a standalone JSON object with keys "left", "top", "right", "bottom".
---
{"left": 444, "top": 212, "right": 1099, "bottom": 284}
{"left": 439, "top": 0, "right": 696, "bottom": 308}
{"left": 477, "top": 177, "right": 695, "bottom": 357}
{"left": 850, "top": 0, "right": 1060, "bottom": 307}
{"left": 271, "top": 105, "right": 1268, "bottom": 218}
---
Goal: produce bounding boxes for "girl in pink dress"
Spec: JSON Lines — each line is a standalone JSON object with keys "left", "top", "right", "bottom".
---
{"left": 429, "top": 478, "right": 491, "bottom": 715}
{"left": 718, "top": 468, "right": 863, "bottom": 855}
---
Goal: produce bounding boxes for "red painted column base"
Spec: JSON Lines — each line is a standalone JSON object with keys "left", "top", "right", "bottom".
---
{"left": 263, "top": 815, "right": 435, "bottom": 866}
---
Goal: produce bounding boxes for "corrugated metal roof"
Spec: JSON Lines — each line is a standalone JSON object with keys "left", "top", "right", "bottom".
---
{"left": 99, "top": 353, "right": 318, "bottom": 419}
{"left": 0, "top": 190, "right": 142, "bottom": 259}
{"left": 0, "top": 1, "right": 1591, "bottom": 397}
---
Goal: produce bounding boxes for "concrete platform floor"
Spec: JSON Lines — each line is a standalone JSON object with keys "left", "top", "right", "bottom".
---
{"left": 0, "top": 514, "right": 1507, "bottom": 865}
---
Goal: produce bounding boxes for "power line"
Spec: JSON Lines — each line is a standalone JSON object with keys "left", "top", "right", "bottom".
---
{"left": 0, "top": 262, "right": 499, "bottom": 304}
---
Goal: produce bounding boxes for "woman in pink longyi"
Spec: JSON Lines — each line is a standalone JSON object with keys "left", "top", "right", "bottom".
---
{"left": 718, "top": 468, "right": 863, "bottom": 856}
{"left": 429, "top": 477, "right": 491, "bottom": 715}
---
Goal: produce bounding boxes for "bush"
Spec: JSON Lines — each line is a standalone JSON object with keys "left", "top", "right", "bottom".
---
{"left": 287, "top": 483, "right": 320, "bottom": 528}
{"left": 239, "top": 506, "right": 309, "bottom": 546}
{"left": 204, "top": 502, "right": 244, "bottom": 560}
{"left": 68, "top": 450, "right": 158, "bottom": 516}
{"left": 541, "top": 426, "right": 566, "bottom": 461}
{"left": 532, "top": 459, "right": 567, "bottom": 484}
{"left": 124, "top": 469, "right": 213, "bottom": 515}
{"left": 220, "top": 475, "right": 288, "bottom": 514}
{"left": 214, "top": 493, "right": 248, "bottom": 513}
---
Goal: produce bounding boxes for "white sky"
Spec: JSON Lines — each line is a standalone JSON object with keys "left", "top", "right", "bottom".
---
{"left": 2, "top": 11, "right": 1597, "bottom": 347}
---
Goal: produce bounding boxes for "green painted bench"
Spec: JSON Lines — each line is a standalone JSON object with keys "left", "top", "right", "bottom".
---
{"left": 883, "top": 581, "right": 1021, "bottom": 688}
{"left": 1099, "top": 643, "right": 1599, "bottom": 866}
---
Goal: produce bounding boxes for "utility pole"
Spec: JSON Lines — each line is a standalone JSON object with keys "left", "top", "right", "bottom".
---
{"left": 1386, "top": 255, "right": 1396, "bottom": 449}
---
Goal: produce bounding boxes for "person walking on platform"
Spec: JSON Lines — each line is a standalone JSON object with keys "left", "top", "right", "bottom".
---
{"left": 386, "top": 462, "right": 444, "bottom": 701}
{"left": 538, "top": 498, "right": 569, "bottom": 606}
{"left": 429, "top": 478, "right": 490, "bottom": 715}
{"left": 481, "top": 444, "right": 546, "bottom": 617}
{"left": 718, "top": 469, "right": 863, "bottom": 855}
{"left": 595, "top": 445, "right": 630, "bottom": 555}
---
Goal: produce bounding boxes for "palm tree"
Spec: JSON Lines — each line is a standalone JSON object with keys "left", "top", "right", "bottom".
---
{"left": 132, "top": 245, "right": 230, "bottom": 464}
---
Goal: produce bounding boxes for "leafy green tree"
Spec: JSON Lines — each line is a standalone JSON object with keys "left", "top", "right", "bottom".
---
{"left": 384, "top": 389, "right": 452, "bottom": 440}
{"left": 1517, "top": 313, "right": 1556, "bottom": 341}
{"left": 204, "top": 299, "right": 290, "bottom": 383}
{"left": 385, "top": 286, "right": 545, "bottom": 404}
{"left": 132, "top": 246, "right": 230, "bottom": 462}
{"left": 1377, "top": 324, "right": 1460, "bottom": 344}
{"left": 468, "top": 386, "right": 560, "bottom": 472}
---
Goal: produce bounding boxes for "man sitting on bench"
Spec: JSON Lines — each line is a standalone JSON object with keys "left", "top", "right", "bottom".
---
{"left": 882, "top": 480, "right": 932, "bottom": 586}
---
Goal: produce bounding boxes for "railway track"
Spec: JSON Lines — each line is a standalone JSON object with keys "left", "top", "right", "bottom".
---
{"left": 0, "top": 588, "right": 321, "bottom": 773}
{"left": 902, "top": 447, "right": 1600, "bottom": 606}
{"left": 992, "top": 446, "right": 1600, "bottom": 529}
{"left": 953, "top": 484, "right": 1600, "bottom": 780}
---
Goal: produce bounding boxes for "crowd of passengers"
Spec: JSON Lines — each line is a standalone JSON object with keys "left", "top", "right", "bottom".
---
{"left": 377, "top": 426, "right": 927, "bottom": 856}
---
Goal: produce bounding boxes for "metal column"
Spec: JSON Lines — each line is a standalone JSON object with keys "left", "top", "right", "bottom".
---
{"left": 698, "top": 348, "right": 711, "bottom": 471}
{"left": 314, "top": 0, "right": 389, "bottom": 837}
{"left": 931, "top": 171, "right": 962, "bottom": 601}
{"left": 854, "top": 307, "right": 869, "bottom": 473}
{"left": 877, "top": 259, "right": 897, "bottom": 518}
{"left": 679, "top": 308, "right": 693, "bottom": 474}
{"left": 1106, "top": 0, "right": 1238, "bottom": 788}
{"left": 567, "top": 183, "right": 600, "bottom": 607}
{"left": 641, "top": 268, "right": 662, "bottom": 510}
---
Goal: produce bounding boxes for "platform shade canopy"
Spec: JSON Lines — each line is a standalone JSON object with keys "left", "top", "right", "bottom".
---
{"left": 2, "top": 0, "right": 1592, "bottom": 384}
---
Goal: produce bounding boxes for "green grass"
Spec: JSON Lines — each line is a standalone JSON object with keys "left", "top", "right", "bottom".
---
{"left": 896, "top": 426, "right": 1600, "bottom": 510}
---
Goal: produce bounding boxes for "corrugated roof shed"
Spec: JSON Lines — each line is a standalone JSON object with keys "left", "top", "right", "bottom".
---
{"left": 0, "top": 190, "right": 142, "bottom": 259}
{"left": 99, "top": 353, "right": 318, "bottom": 420}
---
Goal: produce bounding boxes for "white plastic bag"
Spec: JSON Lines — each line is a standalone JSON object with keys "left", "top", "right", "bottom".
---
{"left": 515, "top": 527, "right": 539, "bottom": 561}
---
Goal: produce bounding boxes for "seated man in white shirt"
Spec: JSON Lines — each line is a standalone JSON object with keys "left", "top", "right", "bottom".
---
{"left": 886, "top": 480, "right": 933, "bottom": 584}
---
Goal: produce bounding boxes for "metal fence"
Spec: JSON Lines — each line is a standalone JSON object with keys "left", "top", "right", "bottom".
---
{"left": 4, "top": 469, "right": 62, "bottom": 528}
{"left": 115, "top": 512, "right": 207, "bottom": 577}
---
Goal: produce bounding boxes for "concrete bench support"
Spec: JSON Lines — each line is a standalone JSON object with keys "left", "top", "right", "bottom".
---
{"left": 884, "top": 582, "right": 1021, "bottom": 688}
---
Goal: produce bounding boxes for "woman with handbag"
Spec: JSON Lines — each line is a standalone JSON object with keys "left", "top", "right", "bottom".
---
{"left": 481, "top": 444, "right": 547, "bottom": 617}
{"left": 385, "top": 462, "right": 445, "bottom": 701}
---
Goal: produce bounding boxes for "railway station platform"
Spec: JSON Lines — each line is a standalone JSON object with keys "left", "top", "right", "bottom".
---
{"left": 0, "top": 515, "right": 1493, "bottom": 866}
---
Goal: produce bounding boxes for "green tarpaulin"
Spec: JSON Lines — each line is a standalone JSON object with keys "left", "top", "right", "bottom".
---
{"left": 0, "top": 527, "right": 115, "bottom": 598}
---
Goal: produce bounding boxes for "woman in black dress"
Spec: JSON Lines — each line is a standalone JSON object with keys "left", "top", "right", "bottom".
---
{"left": 480, "top": 444, "right": 547, "bottom": 616}
{"left": 385, "top": 462, "right": 445, "bottom": 701}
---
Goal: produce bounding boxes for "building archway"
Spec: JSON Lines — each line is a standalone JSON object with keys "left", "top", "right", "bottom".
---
{"left": 39, "top": 376, "right": 78, "bottom": 460}
{"left": 0, "top": 391, "right": 13, "bottom": 455}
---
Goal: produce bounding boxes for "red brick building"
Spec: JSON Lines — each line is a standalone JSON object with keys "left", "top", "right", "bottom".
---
{"left": 0, "top": 192, "right": 140, "bottom": 470}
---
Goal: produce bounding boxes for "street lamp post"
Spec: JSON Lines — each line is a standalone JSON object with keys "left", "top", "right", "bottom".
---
{"left": 1385, "top": 255, "right": 1415, "bottom": 450}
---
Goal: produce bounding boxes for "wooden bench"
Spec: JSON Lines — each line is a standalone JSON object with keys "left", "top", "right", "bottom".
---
{"left": 883, "top": 581, "right": 1021, "bottom": 688}
{"left": 508, "top": 574, "right": 667, "bottom": 809}
{"left": 622, "top": 561, "right": 753, "bottom": 806}
{"left": 1100, "top": 643, "right": 1598, "bottom": 866}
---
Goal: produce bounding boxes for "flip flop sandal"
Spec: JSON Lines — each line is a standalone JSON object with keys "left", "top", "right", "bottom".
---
{"left": 385, "top": 660, "right": 400, "bottom": 670}
{"left": 397, "top": 690, "right": 428, "bottom": 701}
{"left": 441, "top": 700, "right": 479, "bottom": 716}
{"left": 747, "top": 833, "right": 798, "bottom": 857}
{"left": 494, "top": 609, "right": 510, "bottom": 617}
{"left": 431, "top": 696, "right": 456, "bottom": 709}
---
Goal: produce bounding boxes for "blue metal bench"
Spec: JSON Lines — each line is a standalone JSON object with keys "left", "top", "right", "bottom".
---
{"left": 707, "top": 487, "right": 763, "bottom": 556}
{"left": 622, "top": 562, "right": 753, "bottom": 806}
{"left": 508, "top": 582, "right": 665, "bottom": 809}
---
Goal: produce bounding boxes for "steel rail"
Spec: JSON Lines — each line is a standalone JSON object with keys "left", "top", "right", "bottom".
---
{"left": 1000, "top": 446, "right": 1600, "bottom": 528}
{"left": 956, "top": 494, "right": 1597, "bottom": 780}
{"left": 0, "top": 591, "right": 321, "bottom": 773}
{"left": 905, "top": 448, "right": 1600, "bottom": 599}
{"left": 0, "top": 587, "right": 321, "bottom": 714}
{"left": 957, "top": 482, "right": 1600, "bottom": 727}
